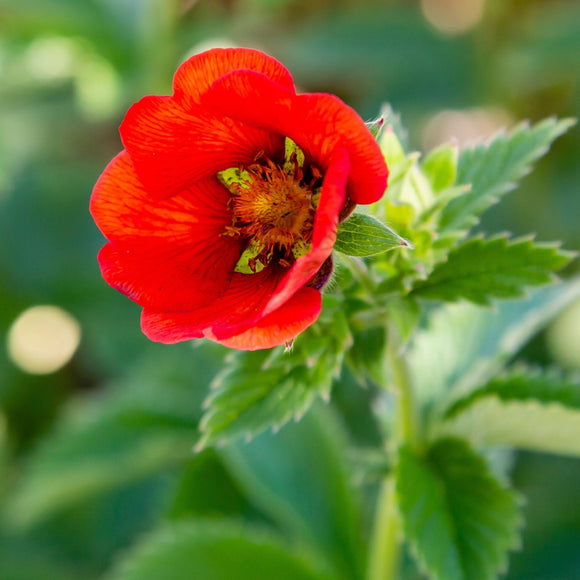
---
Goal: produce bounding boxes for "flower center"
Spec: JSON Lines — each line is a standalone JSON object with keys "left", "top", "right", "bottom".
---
{"left": 218, "top": 138, "right": 321, "bottom": 273}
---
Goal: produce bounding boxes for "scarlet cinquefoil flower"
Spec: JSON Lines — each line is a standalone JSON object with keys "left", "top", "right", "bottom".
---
{"left": 91, "top": 48, "right": 388, "bottom": 350}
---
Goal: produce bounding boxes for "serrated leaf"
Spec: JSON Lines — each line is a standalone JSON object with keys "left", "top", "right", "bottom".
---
{"left": 436, "top": 368, "right": 580, "bottom": 457}
{"left": 379, "top": 125, "right": 407, "bottom": 166}
{"left": 397, "top": 438, "right": 522, "bottom": 580}
{"left": 439, "top": 117, "right": 576, "bottom": 232}
{"left": 108, "top": 520, "right": 337, "bottom": 580}
{"left": 409, "top": 276, "right": 580, "bottom": 405}
{"left": 444, "top": 366, "right": 580, "bottom": 418}
{"left": 197, "top": 309, "right": 352, "bottom": 449}
{"left": 334, "top": 213, "right": 410, "bottom": 257}
{"left": 222, "top": 406, "right": 363, "bottom": 580}
{"left": 421, "top": 141, "right": 458, "bottom": 192}
{"left": 411, "top": 235, "right": 574, "bottom": 305}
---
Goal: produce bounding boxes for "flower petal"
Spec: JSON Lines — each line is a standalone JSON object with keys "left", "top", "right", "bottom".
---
{"left": 203, "top": 69, "right": 388, "bottom": 204}
{"left": 91, "top": 151, "right": 231, "bottom": 242}
{"left": 140, "top": 267, "right": 285, "bottom": 343}
{"left": 120, "top": 95, "right": 283, "bottom": 199}
{"left": 173, "top": 47, "right": 295, "bottom": 109}
{"left": 92, "top": 152, "right": 242, "bottom": 311}
{"left": 263, "top": 147, "right": 350, "bottom": 316}
{"left": 214, "top": 287, "right": 321, "bottom": 350}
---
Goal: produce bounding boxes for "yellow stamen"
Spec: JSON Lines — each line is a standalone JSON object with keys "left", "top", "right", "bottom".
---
{"left": 218, "top": 138, "right": 321, "bottom": 273}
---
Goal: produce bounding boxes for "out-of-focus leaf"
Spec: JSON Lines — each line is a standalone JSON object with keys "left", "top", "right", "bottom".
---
{"left": 347, "top": 326, "right": 387, "bottom": 386}
{"left": 408, "top": 276, "right": 580, "bottom": 404}
{"left": 421, "top": 141, "right": 458, "bottom": 192}
{"left": 385, "top": 296, "right": 421, "bottom": 347}
{"left": 439, "top": 118, "right": 576, "bottom": 233}
{"left": 108, "top": 519, "right": 337, "bottom": 580}
{"left": 221, "top": 407, "right": 363, "bottom": 580}
{"left": 165, "top": 449, "right": 252, "bottom": 520}
{"left": 411, "top": 235, "right": 574, "bottom": 305}
{"left": 0, "top": 534, "right": 91, "bottom": 580}
{"left": 444, "top": 366, "right": 580, "bottom": 417}
{"left": 397, "top": 438, "right": 522, "bottom": 580}
{"left": 436, "top": 367, "right": 580, "bottom": 457}
{"left": 6, "top": 345, "right": 220, "bottom": 527}
{"left": 335, "top": 213, "right": 410, "bottom": 257}
{"left": 197, "top": 306, "right": 351, "bottom": 449}
{"left": 7, "top": 420, "right": 192, "bottom": 529}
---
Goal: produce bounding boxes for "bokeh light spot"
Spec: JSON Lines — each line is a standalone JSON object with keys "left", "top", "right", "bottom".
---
{"left": 7, "top": 305, "right": 81, "bottom": 375}
{"left": 547, "top": 299, "right": 580, "bottom": 370}
{"left": 421, "top": 0, "right": 485, "bottom": 35}
{"left": 421, "top": 107, "right": 513, "bottom": 151}
{"left": 24, "top": 36, "right": 76, "bottom": 81}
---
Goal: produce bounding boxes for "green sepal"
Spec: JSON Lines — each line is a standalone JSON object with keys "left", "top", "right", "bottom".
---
{"left": 365, "top": 116, "right": 385, "bottom": 140}
{"left": 334, "top": 213, "right": 411, "bottom": 258}
{"left": 218, "top": 166, "right": 253, "bottom": 193}
{"left": 235, "top": 241, "right": 266, "bottom": 274}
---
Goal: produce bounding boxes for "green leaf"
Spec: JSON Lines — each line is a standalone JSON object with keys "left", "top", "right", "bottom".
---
{"left": 347, "top": 326, "right": 387, "bottom": 386}
{"left": 0, "top": 533, "right": 90, "bottom": 580}
{"left": 6, "top": 345, "right": 220, "bottom": 527}
{"left": 411, "top": 235, "right": 574, "bottom": 305}
{"left": 436, "top": 368, "right": 580, "bottom": 457}
{"left": 365, "top": 116, "right": 385, "bottom": 140}
{"left": 421, "top": 141, "right": 458, "bottom": 192}
{"left": 108, "top": 520, "right": 336, "bottom": 580}
{"left": 385, "top": 296, "right": 421, "bottom": 347}
{"left": 166, "top": 449, "right": 252, "bottom": 520}
{"left": 197, "top": 306, "right": 352, "bottom": 449}
{"left": 408, "top": 276, "right": 580, "bottom": 405}
{"left": 444, "top": 366, "right": 580, "bottom": 417}
{"left": 397, "top": 438, "right": 522, "bottom": 580}
{"left": 221, "top": 406, "right": 363, "bottom": 580}
{"left": 379, "top": 124, "right": 406, "bottom": 166}
{"left": 439, "top": 117, "right": 576, "bottom": 233}
{"left": 334, "top": 213, "right": 410, "bottom": 257}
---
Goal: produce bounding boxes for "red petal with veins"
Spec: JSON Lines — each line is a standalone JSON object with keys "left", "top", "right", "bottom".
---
{"left": 173, "top": 47, "right": 295, "bottom": 109}
{"left": 91, "top": 152, "right": 241, "bottom": 311}
{"left": 92, "top": 48, "right": 389, "bottom": 350}
{"left": 203, "top": 69, "right": 388, "bottom": 204}
{"left": 214, "top": 287, "right": 321, "bottom": 350}
{"left": 120, "top": 95, "right": 283, "bottom": 199}
{"left": 141, "top": 267, "right": 286, "bottom": 344}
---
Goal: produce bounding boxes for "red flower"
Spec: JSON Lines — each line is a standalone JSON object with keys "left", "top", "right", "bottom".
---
{"left": 91, "top": 48, "right": 388, "bottom": 350}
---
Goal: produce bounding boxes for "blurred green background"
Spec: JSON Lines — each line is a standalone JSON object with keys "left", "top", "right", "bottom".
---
{"left": 0, "top": 0, "right": 579, "bottom": 578}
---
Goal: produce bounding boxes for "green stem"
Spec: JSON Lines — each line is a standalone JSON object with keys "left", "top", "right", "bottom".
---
{"left": 388, "top": 333, "right": 421, "bottom": 453}
{"left": 367, "top": 477, "right": 401, "bottom": 580}
{"left": 337, "top": 254, "right": 377, "bottom": 296}
{"left": 367, "top": 328, "right": 421, "bottom": 580}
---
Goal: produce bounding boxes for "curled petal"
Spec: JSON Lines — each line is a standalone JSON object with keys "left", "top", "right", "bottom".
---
{"left": 141, "top": 267, "right": 285, "bottom": 344}
{"left": 263, "top": 147, "right": 350, "bottom": 316}
{"left": 214, "top": 287, "right": 321, "bottom": 350}
{"left": 173, "top": 47, "right": 295, "bottom": 109}
{"left": 203, "top": 69, "right": 388, "bottom": 204}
